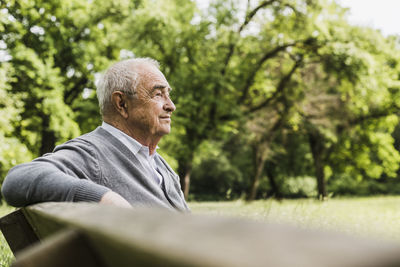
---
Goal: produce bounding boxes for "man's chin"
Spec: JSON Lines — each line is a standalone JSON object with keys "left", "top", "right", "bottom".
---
{"left": 158, "top": 127, "right": 171, "bottom": 136}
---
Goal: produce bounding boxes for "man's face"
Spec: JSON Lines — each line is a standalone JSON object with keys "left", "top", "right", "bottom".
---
{"left": 127, "top": 64, "right": 176, "bottom": 138}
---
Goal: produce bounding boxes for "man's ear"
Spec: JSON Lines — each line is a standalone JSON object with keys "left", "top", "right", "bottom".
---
{"left": 111, "top": 91, "right": 129, "bottom": 119}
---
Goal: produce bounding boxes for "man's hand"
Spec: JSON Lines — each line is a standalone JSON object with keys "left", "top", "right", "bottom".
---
{"left": 100, "top": 191, "right": 132, "bottom": 208}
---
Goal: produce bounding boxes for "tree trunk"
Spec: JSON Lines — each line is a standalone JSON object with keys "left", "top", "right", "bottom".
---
{"left": 39, "top": 114, "right": 56, "bottom": 156}
{"left": 308, "top": 131, "right": 326, "bottom": 199}
{"left": 265, "top": 161, "right": 282, "bottom": 200}
{"left": 178, "top": 155, "right": 194, "bottom": 200}
{"left": 248, "top": 144, "right": 267, "bottom": 201}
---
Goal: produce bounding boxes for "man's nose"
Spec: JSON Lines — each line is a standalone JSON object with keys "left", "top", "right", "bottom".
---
{"left": 164, "top": 97, "right": 176, "bottom": 112}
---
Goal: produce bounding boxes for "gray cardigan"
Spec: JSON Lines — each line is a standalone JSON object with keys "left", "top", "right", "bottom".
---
{"left": 2, "top": 127, "right": 189, "bottom": 212}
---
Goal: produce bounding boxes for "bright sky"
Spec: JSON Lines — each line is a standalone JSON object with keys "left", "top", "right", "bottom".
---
{"left": 336, "top": 0, "right": 400, "bottom": 36}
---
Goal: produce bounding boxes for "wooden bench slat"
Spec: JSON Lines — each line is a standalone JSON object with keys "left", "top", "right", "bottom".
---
{"left": 16, "top": 202, "right": 400, "bottom": 267}
{"left": 12, "top": 229, "right": 106, "bottom": 267}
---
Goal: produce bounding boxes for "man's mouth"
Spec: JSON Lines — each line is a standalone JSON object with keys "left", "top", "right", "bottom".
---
{"left": 160, "top": 116, "right": 171, "bottom": 122}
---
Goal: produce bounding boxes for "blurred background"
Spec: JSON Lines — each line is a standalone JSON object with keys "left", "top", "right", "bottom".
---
{"left": 1, "top": 0, "right": 400, "bottom": 202}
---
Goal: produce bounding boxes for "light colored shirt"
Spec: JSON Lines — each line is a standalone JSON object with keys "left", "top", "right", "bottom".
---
{"left": 101, "top": 122, "right": 163, "bottom": 185}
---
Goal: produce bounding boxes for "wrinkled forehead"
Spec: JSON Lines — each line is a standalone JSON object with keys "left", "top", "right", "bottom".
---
{"left": 136, "top": 64, "right": 171, "bottom": 91}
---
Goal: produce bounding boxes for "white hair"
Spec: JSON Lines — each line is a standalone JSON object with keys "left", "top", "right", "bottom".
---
{"left": 96, "top": 57, "right": 160, "bottom": 115}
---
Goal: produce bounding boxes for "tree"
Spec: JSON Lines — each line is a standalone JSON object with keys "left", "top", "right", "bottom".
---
{"left": 120, "top": 0, "right": 330, "bottom": 199}
{"left": 294, "top": 24, "right": 400, "bottom": 198}
{"left": 0, "top": 62, "right": 32, "bottom": 187}
{"left": 1, "top": 0, "right": 133, "bottom": 155}
{"left": 229, "top": 1, "right": 400, "bottom": 199}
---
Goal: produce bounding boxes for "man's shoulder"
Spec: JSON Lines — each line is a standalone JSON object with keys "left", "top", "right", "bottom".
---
{"left": 54, "top": 127, "right": 112, "bottom": 152}
{"left": 76, "top": 127, "right": 109, "bottom": 143}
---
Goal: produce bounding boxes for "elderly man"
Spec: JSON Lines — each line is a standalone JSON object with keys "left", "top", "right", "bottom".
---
{"left": 2, "top": 58, "right": 189, "bottom": 212}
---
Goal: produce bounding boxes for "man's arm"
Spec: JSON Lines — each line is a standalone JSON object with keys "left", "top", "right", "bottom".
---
{"left": 2, "top": 161, "right": 111, "bottom": 207}
{"left": 1, "top": 139, "right": 123, "bottom": 207}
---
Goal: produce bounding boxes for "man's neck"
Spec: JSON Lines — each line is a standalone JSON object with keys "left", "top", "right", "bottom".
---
{"left": 103, "top": 118, "right": 160, "bottom": 155}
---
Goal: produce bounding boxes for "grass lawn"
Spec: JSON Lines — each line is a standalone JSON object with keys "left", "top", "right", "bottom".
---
{"left": 189, "top": 196, "right": 400, "bottom": 242}
{"left": 1, "top": 196, "right": 400, "bottom": 266}
{"left": 0, "top": 204, "right": 15, "bottom": 267}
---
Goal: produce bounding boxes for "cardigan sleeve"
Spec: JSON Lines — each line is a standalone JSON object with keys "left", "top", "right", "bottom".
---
{"left": 1, "top": 139, "right": 111, "bottom": 207}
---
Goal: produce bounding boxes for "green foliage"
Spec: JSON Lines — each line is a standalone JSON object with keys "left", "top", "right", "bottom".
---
{"left": 0, "top": 204, "right": 15, "bottom": 266}
{"left": 120, "top": 0, "right": 400, "bottom": 198}
{"left": 282, "top": 176, "right": 317, "bottom": 198}
{"left": 330, "top": 121, "right": 400, "bottom": 181}
{"left": 0, "top": 232, "right": 12, "bottom": 267}
{"left": 190, "top": 141, "right": 245, "bottom": 201}
{"left": 0, "top": 63, "right": 32, "bottom": 184}
{"left": 1, "top": 0, "right": 132, "bottom": 156}
{"left": 328, "top": 175, "right": 400, "bottom": 196}
{"left": 8, "top": 45, "right": 80, "bottom": 153}
{"left": 278, "top": 10, "right": 400, "bottom": 197}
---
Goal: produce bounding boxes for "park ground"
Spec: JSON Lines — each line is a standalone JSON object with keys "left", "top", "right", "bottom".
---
{"left": 1, "top": 196, "right": 400, "bottom": 266}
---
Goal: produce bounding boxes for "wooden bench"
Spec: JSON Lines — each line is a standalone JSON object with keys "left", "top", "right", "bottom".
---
{"left": 1, "top": 202, "right": 400, "bottom": 267}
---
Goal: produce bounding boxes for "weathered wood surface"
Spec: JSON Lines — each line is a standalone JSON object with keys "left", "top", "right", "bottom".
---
{"left": 12, "top": 228, "right": 106, "bottom": 267}
{"left": 7, "top": 202, "right": 398, "bottom": 267}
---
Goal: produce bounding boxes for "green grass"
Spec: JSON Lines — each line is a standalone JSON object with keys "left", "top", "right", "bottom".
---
{"left": 189, "top": 196, "right": 400, "bottom": 242}
{"left": 0, "top": 204, "right": 15, "bottom": 267}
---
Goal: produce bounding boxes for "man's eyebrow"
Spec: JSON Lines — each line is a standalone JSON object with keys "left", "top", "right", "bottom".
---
{"left": 152, "top": 84, "right": 172, "bottom": 92}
